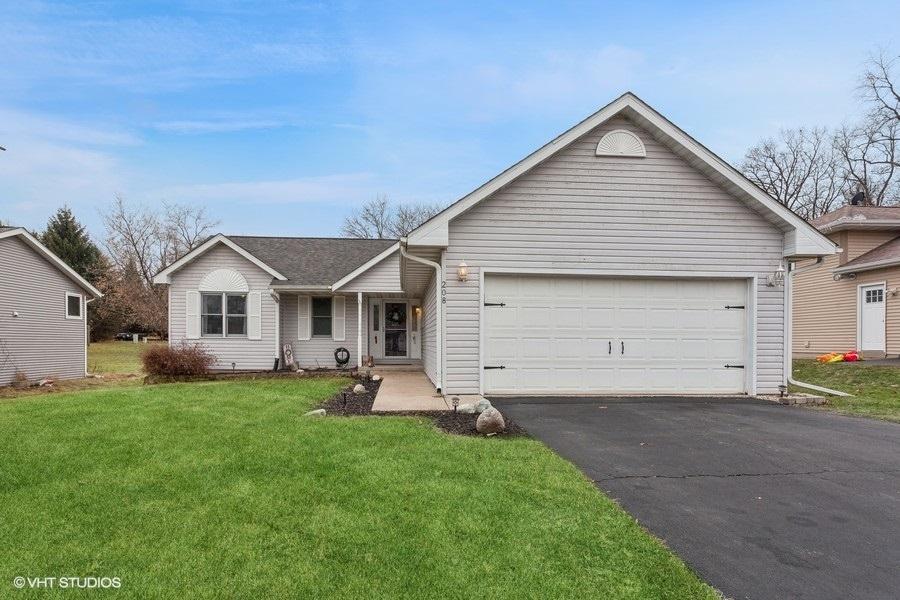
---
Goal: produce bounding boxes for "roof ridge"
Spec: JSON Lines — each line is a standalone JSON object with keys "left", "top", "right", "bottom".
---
{"left": 227, "top": 234, "right": 398, "bottom": 241}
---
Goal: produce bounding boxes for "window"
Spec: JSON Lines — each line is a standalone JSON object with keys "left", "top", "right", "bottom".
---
{"left": 373, "top": 304, "right": 380, "bottom": 331}
{"left": 865, "top": 289, "right": 884, "bottom": 304}
{"left": 312, "top": 297, "right": 332, "bottom": 337}
{"left": 202, "top": 293, "right": 247, "bottom": 337}
{"left": 66, "top": 292, "right": 82, "bottom": 319}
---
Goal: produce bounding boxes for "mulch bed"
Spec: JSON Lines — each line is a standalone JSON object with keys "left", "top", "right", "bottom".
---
{"left": 319, "top": 378, "right": 528, "bottom": 438}
{"left": 319, "top": 377, "right": 381, "bottom": 415}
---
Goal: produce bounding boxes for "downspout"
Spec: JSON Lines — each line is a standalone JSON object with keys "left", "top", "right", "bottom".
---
{"left": 785, "top": 257, "right": 852, "bottom": 397}
{"left": 271, "top": 290, "right": 281, "bottom": 371}
{"left": 400, "top": 242, "right": 442, "bottom": 393}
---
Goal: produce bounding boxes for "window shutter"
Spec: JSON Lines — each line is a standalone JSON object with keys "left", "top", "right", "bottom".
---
{"left": 248, "top": 291, "right": 262, "bottom": 340}
{"left": 186, "top": 291, "right": 200, "bottom": 339}
{"left": 333, "top": 296, "right": 346, "bottom": 341}
{"left": 297, "top": 296, "right": 310, "bottom": 340}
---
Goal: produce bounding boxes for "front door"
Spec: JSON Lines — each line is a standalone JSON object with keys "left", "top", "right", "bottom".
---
{"left": 384, "top": 302, "right": 408, "bottom": 357}
{"left": 860, "top": 284, "right": 886, "bottom": 354}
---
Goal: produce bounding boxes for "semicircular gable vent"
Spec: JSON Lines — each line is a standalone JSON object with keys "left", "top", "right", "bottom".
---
{"left": 199, "top": 268, "right": 249, "bottom": 292}
{"left": 595, "top": 129, "right": 646, "bottom": 158}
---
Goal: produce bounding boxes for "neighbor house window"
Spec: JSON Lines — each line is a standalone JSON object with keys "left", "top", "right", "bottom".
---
{"left": 65, "top": 292, "right": 82, "bottom": 319}
{"left": 312, "top": 297, "right": 332, "bottom": 337}
{"left": 202, "top": 293, "right": 247, "bottom": 337}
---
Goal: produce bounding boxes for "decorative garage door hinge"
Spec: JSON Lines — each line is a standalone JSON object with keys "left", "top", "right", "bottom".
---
{"left": 724, "top": 305, "right": 746, "bottom": 309}
{"left": 483, "top": 365, "right": 506, "bottom": 370}
{"left": 483, "top": 302, "right": 506, "bottom": 307}
{"left": 724, "top": 364, "right": 745, "bottom": 369}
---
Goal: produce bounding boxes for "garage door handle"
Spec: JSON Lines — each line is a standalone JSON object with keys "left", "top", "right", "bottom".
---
{"left": 621, "top": 341, "right": 625, "bottom": 355}
{"left": 608, "top": 341, "right": 612, "bottom": 355}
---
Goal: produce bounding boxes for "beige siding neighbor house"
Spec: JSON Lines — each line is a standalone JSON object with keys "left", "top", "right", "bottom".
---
{"left": 793, "top": 205, "right": 900, "bottom": 359}
{"left": 154, "top": 93, "right": 835, "bottom": 397}
{"left": 0, "top": 227, "right": 102, "bottom": 386}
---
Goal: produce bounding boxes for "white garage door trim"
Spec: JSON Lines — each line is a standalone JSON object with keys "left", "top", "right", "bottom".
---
{"left": 478, "top": 268, "right": 758, "bottom": 396}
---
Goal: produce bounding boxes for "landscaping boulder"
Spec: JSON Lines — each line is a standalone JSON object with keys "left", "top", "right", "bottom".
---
{"left": 353, "top": 383, "right": 366, "bottom": 395}
{"left": 303, "top": 409, "right": 326, "bottom": 417}
{"left": 474, "top": 398, "right": 492, "bottom": 413}
{"left": 456, "top": 403, "right": 476, "bottom": 414}
{"left": 372, "top": 374, "right": 382, "bottom": 382}
{"left": 476, "top": 407, "right": 506, "bottom": 434}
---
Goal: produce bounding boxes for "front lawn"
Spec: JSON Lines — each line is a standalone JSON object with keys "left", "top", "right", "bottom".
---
{"left": 0, "top": 378, "right": 716, "bottom": 599}
{"left": 793, "top": 359, "right": 900, "bottom": 422}
{"left": 88, "top": 340, "right": 165, "bottom": 375}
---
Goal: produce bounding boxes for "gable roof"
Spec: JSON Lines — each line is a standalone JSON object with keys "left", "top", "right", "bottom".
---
{"left": 406, "top": 92, "right": 836, "bottom": 258}
{"left": 813, "top": 205, "right": 900, "bottom": 234}
{"left": 152, "top": 234, "right": 397, "bottom": 288}
{"left": 834, "top": 235, "right": 900, "bottom": 275}
{"left": 0, "top": 227, "right": 102, "bottom": 297}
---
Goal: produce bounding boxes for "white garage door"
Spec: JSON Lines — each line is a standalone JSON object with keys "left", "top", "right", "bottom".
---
{"left": 483, "top": 275, "right": 749, "bottom": 395}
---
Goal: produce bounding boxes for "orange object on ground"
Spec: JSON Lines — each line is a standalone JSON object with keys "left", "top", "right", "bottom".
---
{"left": 816, "top": 352, "right": 841, "bottom": 363}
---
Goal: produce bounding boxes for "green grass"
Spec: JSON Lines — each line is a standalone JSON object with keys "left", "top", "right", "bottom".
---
{"left": 0, "top": 378, "right": 716, "bottom": 599}
{"left": 88, "top": 340, "right": 165, "bottom": 375}
{"left": 793, "top": 359, "right": 900, "bottom": 422}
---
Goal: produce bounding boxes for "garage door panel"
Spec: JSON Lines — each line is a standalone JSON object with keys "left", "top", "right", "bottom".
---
{"left": 484, "top": 274, "right": 748, "bottom": 395}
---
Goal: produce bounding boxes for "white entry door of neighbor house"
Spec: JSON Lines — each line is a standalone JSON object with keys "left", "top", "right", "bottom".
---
{"left": 483, "top": 274, "right": 749, "bottom": 395}
{"left": 859, "top": 284, "right": 886, "bottom": 354}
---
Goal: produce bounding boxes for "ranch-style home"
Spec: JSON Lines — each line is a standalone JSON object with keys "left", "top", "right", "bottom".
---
{"left": 153, "top": 93, "right": 836, "bottom": 397}
{"left": 0, "top": 226, "right": 102, "bottom": 386}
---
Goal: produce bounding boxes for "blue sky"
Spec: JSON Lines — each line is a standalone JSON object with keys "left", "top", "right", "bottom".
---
{"left": 1, "top": 1, "right": 897, "bottom": 238}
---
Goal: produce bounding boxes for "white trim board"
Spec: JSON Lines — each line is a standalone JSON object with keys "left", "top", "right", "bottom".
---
{"left": 152, "top": 234, "right": 287, "bottom": 284}
{"left": 0, "top": 228, "right": 102, "bottom": 297}
{"left": 406, "top": 92, "right": 836, "bottom": 258}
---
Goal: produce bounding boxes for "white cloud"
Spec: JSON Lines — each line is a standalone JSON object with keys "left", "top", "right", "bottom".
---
{"left": 0, "top": 108, "right": 140, "bottom": 147}
{"left": 152, "top": 119, "right": 288, "bottom": 134}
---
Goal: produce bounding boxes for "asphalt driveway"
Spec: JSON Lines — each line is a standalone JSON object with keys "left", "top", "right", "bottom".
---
{"left": 494, "top": 397, "right": 900, "bottom": 600}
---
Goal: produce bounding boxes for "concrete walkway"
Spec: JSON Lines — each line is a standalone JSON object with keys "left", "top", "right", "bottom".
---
{"left": 371, "top": 371, "right": 449, "bottom": 412}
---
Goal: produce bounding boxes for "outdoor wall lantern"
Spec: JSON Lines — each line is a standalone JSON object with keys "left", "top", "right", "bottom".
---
{"left": 766, "top": 264, "right": 785, "bottom": 287}
{"left": 457, "top": 262, "right": 468, "bottom": 282}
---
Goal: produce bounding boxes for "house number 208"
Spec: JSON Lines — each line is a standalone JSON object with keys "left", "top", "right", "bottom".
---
{"left": 441, "top": 281, "right": 447, "bottom": 303}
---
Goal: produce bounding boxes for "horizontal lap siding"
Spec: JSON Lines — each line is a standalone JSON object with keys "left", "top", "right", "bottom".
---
{"left": 443, "top": 116, "right": 786, "bottom": 394}
{"left": 0, "top": 237, "right": 88, "bottom": 385}
{"left": 339, "top": 252, "right": 402, "bottom": 293}
{"left": 422, "top": 273, "right": 438, "bottom": 385}
{"left": 169, "top": 244, "right": 277, "bottom": 370}
{"left": 793, "top": 233, "right": 900, "bottom": 357}
{"left": 281, "top": 294, "right": 365, "bottom": 368}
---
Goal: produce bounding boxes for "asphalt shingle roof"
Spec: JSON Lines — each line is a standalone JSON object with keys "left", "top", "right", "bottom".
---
{"left": 812, "top": 205, "right": 900, "bottom": 230}
{"left": 226, "top": 236, "right": 397, "bottom": 286}
{"left": 0, "top": 226, "right": 17, "bottom": 233}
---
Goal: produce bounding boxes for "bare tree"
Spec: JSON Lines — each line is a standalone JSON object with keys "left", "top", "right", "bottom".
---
{"left": 834, "top": 119, "right": 900, "bottom": 206}
{"left": 741, "top": 127, "right": 846, "bottom": 219}
{"left": 342, "top": 195, "right": 442, "bottom": 238}
{"left": 101, "top": 195, "right": 219, "bottom": 334}
{"left": 861, "top": 51, "right": 900, "bottom": 144}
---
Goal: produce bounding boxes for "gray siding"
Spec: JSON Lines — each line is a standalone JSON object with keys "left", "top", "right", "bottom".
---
{"left": 442, "top": 116, "right": 786, "bottom": 395}
{"left": 169, "top": 244, "right": 278, "bottom": 370}
{"left": 0, "top": 236, "right": 88, "bottom": 385}
{"left": 280, "top": 293, "right": 366, "bottom": 368}
{"left": 339, "top": 251, "right": 402, "bottom": 292}
{"left": 421, "top": 272, "right": 438, "bottom": 385}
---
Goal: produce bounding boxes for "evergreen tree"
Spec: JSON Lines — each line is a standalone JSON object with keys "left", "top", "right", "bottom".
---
{"left": 40, "top": 207, "right": 104, "bottom": 282}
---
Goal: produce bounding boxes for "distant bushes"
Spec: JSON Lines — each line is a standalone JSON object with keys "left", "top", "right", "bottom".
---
{"left": 141, "top": 343, "right": 215, "bottom": 377}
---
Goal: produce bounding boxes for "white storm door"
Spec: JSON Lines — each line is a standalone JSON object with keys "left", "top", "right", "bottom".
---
{"left": 859, "top": 284, "right": 886, "bottom": 353}
{"left": 369, "top": 300, "right": 383, "bottom": 359}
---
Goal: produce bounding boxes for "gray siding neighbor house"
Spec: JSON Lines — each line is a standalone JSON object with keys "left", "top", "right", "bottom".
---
{"left": 0, "top": 227, "right": 102, "bottom": 386}
{"left": 154, "top": 93, "right": 836, "bottom": 397}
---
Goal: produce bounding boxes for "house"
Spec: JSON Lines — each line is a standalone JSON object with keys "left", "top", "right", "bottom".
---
{"left": 0, "top": 226, "right": 103, "bottom": 386}
{"left": 153, "top": 93, "right": 835, "bottom": 397}
{"left": 793, "top": 205, "right": 900, "bottom": 359}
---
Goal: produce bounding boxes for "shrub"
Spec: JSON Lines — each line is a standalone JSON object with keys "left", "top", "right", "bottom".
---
{"left": 141, "top": 343, "right": 215, "bottom": 377}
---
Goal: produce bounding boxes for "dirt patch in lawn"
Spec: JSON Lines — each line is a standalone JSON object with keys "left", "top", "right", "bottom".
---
{"left": 319, "top": 378, "right": 527, "bottom": 438}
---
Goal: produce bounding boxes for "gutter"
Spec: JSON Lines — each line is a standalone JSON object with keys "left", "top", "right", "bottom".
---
{"left": 785, "top": 257, "right": 852, "bottom": 397}
{"left": 399, "top": 242, "right": 442, "bottom": 393}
